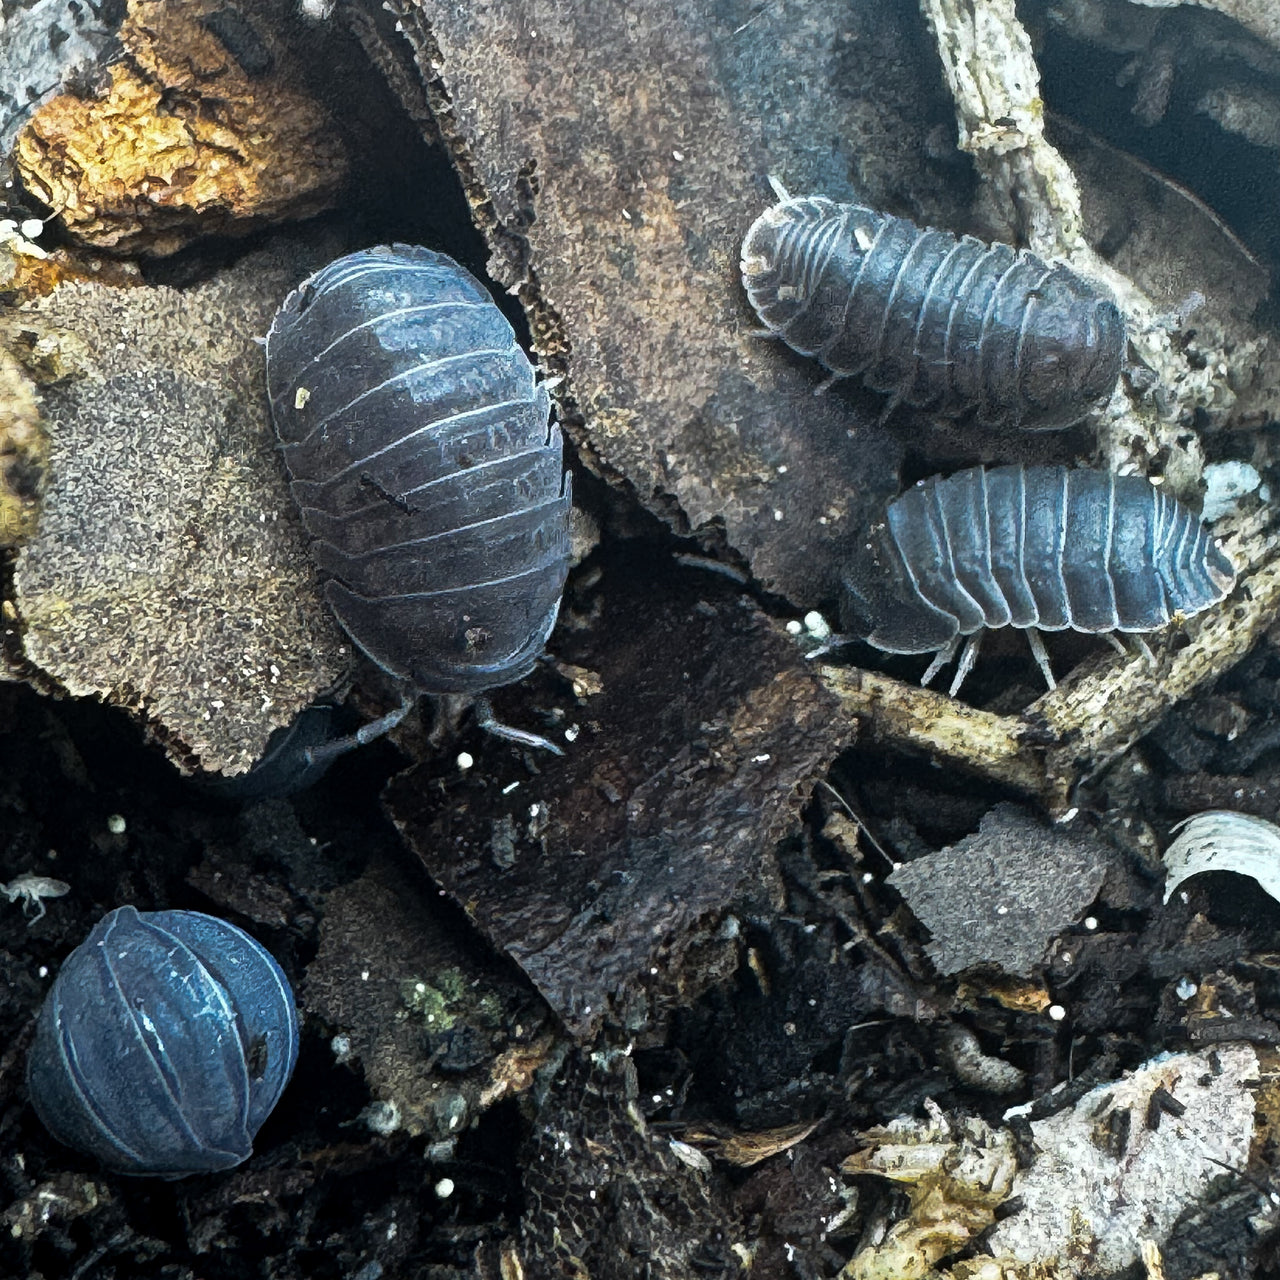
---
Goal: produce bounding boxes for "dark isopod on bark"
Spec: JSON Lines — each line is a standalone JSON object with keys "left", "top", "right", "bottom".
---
{"left": 265, "top": 245, "right": 573, "bottom": 761}
{"left": 741, "top": 184, "right": 1126, "bottom": 430}
{"left": 840, "top": 464, "right": 1235, "bottom": 694}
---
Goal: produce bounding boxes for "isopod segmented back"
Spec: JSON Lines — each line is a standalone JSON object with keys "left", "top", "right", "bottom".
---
{"left": 741, "top": 194, "right": 1125, "bottom": 430}
{"left": 841, "top": 465, "right": 1235, "bottom": 692}
{"left": 27, "top": 906, "right": 298, "bottom": 1177}
{"left": 265, "top": 245, "right": 572, "bottom": 698}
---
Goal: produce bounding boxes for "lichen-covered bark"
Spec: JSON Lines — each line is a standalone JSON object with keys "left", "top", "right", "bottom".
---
{"left": 11, "top": 236, "right": 347, "bottom": 775}
{"left": 0, "top": 348, "right": 46, "bottom": 548}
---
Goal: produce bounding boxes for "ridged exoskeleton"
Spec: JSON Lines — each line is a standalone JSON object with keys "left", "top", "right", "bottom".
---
{"left": 27, "top": 906, "right": 298, "bottom": 1177}
{"left": 266, "top": 245, "right": 572, "bottom": 759}
{"left": 841, "top": 464, "right": 1235, "bottom": 693}
{"left": 741, "top": 186, "right": 1125, "bottom": 430}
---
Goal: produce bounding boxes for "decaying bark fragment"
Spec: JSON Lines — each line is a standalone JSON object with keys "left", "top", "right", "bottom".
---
{"left": 920, "top": 0, "right": 1087, "bottom": 260}
{"left": 301, "top": 850, "right": 556, "bottom": 1142}
{"left": 888, "top": 804, "right": 1114, "bottom": 976}
{"left": 383, "top": 0, "right": 930, "bottom": 609}
{"left": 385, "top": 559, "right": 852, "bottom": 1039}
{"left": 10, "top": 235, "right": 347, "bottom": 776}
{"left": 479, "top": 1050, "right": 745, "bottom": 1277}
{"left": 14, "top": 0, "right": 347, "bottom": 256}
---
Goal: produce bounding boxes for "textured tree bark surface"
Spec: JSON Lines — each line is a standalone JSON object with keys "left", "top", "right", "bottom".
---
{"left": 386, "top": 0, "right": 971, "bottom": 609}
{"left": 385, "top": 554, "right": 853, "bottom": 1039}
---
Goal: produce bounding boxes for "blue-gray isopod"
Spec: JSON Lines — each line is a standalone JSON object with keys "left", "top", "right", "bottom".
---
{"left": 840, "top": 464, "right": 1235, "bottom": 694}
{"left": 265, "top": 245, "right": 572, "bottom": 756}
{"left": 741, "top": 188, "right": 1125, "bottom": 430}
{"left": 27, "top": 906, "right": 299, "bottom": 1177}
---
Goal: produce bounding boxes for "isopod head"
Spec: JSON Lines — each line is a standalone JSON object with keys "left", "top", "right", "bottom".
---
{"left": 840, "top": 523, "right": 958, "bottom": 654}
{"left": 27, "top": 905, "right": 299, "bottom": 1177}
{"left": 1012, "top": 265, "right": 1125, "bottom": 430}
{"left": 739, "top": 195, "right": 873, "bottom": 347}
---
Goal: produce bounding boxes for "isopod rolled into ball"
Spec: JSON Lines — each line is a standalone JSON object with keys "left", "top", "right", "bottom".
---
{"left": 741, "top": 186, "right": 1125, "bottom": 430}
{"left": 840, "top": 464, "right": 1235, "bottom": 694}
{"left": 26, "top": 906, "right": 299, "bottom": 1177}
{"left": 265, "top": 245, "right": 573, "bottom": 759}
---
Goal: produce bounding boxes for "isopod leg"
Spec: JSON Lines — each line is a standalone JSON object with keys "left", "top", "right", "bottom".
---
{"left": 474, "top": 697, "right": 565, "bottom": 756}
{"left": 1108, "top": 633, "right": 1157, "bottom": 663}
{"left": 919, "top": 635, "right": 960, "bottom": 688}
{"left": 803, "top": 632, "right": 854, "bottom": 661}
{"left": 302, "top": 694, "right": 416, "bottom": 769}
{"left": 1025, "top": 629, "right": 1057, "bottom": 690}
{"left": 877, "top": 384, "right": 909, "bottom": 426}
{"left": 947, "top": 633, "right": 983, "bottom": 697}
{"left": 766, "top": 174, "right": 792, "bottom": 202}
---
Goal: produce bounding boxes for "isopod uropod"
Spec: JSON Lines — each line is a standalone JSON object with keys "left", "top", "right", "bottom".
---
{"left": 265, "top": 245, "right": 573, "bottom": 759}
{"left": 840, "top": 464, "right": 1235, "bottom": 694}
{"left": 741, "top": 185, "right": 1126, "bottom": 430}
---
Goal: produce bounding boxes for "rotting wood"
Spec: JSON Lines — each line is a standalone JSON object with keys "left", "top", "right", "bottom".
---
{"left": 919, "top": 0, "right": 1086, "bottom": 260}
{"left": 14, "top": 0, "right": 347, "bottom": 257}
{"left": 818, "top": 664, "right": 1045, "bottom": 800}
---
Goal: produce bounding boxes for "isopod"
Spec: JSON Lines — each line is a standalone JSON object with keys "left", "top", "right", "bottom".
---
{"left": 840, "top": 464, "right": 1235, "bottom": 694}
{"left": 27, "top": 906, "right": 298, "bottom": 1176}
{"left": 265, "top": 245, "right": 572, "bottom": 758}
{"left": 741, "top": 184, "right": 1125, "bottom": 430}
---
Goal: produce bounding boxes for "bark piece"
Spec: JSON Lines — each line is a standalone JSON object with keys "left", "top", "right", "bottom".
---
{"left": 481, "top": 1050, "right": 743, "bottom": 1278}
{"left": 384, "top": 557, "right": 853, "bottom": 1039}
{"left": 301, "top": 850, "right": 555, "bottom": 1143}
{"left": 889, "top": 803, "right": 1113, "bottom": 977}
{"left": 10, "top": 235, "right": 347, "bottom": 775}
{"left": 15, "top": 0, "right": 348, "bottom": 257}
{"left": 386, "top": 0, "right": 958, "bottom": 607}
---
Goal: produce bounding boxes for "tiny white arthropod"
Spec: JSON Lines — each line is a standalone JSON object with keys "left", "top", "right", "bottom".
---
{"left": 1, "top": 874, "right": 70, "bottom": 922}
